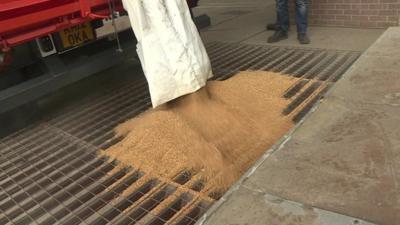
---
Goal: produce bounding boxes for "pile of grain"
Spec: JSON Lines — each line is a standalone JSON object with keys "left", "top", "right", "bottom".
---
{"left": 103, "top": 71, "right": 296, "bottom": 191}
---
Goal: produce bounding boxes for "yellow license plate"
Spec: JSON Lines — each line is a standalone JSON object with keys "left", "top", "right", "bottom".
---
{"left": 59, "top": 22, "right": 95, "bottom": 49}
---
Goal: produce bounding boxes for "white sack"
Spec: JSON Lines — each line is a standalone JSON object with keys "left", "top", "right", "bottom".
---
{"left": 122, "top": 0, "right": 213, "bottom": 107}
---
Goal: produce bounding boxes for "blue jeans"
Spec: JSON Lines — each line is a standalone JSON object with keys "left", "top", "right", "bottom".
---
{"left": 276, "top": 0, "right": 308, "bottom": 34}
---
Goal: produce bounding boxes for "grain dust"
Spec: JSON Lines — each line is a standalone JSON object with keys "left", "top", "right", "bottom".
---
{"left": 103, "top": 71, "right": 297, "bottom": 192}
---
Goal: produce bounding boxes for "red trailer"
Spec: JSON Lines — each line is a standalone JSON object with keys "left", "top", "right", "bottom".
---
{"left": 0, "top": 0, "right": 206, "bottom": 114}
{"left": 0, "top": 0, "right": 124, "bottom": 51}
{"left": 0, "top": 0, "right": 200, "bottom": 67}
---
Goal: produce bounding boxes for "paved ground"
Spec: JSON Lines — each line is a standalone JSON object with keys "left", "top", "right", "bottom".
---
{"left": 196, "top": 1, "right": 400, "bottom": 224}
{"left": 2, "top": 2, "right": 397, "bottom": 224}
{"left": 194, "top": 0, "right": 384, "bottom": 51}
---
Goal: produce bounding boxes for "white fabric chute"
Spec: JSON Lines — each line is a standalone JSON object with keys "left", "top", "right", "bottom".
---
{"left": 122, "top": 0, "right": 213, "bottom": 107}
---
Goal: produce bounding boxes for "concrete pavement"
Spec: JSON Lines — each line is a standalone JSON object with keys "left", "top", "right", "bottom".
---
{"left": 201, "top": 25, "right": 400, "bottom": 225}
{"left": 194, "top": 1, "right": 400, "bottom": 224}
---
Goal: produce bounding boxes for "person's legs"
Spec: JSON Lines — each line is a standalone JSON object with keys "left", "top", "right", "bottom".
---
{"left": 266, "top": 15, "right": 279, "bottom": 30}
{"left": 277, "top": 0, "right": 289, "bottom": 33}
{"left": 266, "top": 0, "right": 280, "bottom": 31}
{"left": 268, "top": 0, "right": 289, "bottom": 43}
{"left": 295, "top": 0, "right": 310, "bottom": 44}
{"left": 295, "top": 0, "right": 307, "bottom": 33}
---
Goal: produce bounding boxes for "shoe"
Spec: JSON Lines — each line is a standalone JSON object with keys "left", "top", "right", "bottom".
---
{"left": 266, "top": 23, "right": 278, "bottom": 31}
{"left": 298, "top": 33, "right": 310, "bottom": 44}
{"left": 267, "top": 30, "right": 288, "bottom": 43}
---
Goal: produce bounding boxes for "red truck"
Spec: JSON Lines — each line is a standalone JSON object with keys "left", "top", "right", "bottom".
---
{"left": 0, "top": 0, "right": 200, "bottom": 66}
{"left": 0, "top": 0, "right": 205, "bottom": 114}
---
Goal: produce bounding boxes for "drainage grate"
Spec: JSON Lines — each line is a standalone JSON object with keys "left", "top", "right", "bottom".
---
{"left": 205, "top": 42, "right": 359, "bottom": 122}
{"left": 0, "top": 42, "right": 359, "bottom": 225}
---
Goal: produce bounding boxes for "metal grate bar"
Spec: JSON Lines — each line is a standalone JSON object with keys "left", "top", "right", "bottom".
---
{"left": 316, "top": 53, "right": 349, "bottom": 81}
{"left": 147, "top": 193, "right": 193, "bottom": 225}
{"left": 173, "top": 171, "right": 195, "bottom": 186}
{"left": 226, "top": 47, "right": 280, "bottom": 73}
{"left": 0, "top": 82, "right": 147, "bottom": 153}
{"left": 212, "top": 46, "right": 260, "bottom": 73}
{"left": 293, "top": 84, "right": 332, "bottom": 123}
{"left": 174, "top": 201, "right": 211, "bottom": 225}
{"left": 204, "top": 42, "right": 234, "bottom": 57}
{"left": 0, "top": 157, "right": 111, "bottom": 224}
{"left": 0, "top": 129, "right": 63, "bottom": 163}
{"left": 259, "top": 49, "right": 297, "bottom": 71}
{"left": 291, "top": 51, "right": 328, "bottom": 77}
{"left": 210, "top": 45, "right": 254, "bottom": 69}
{"left": 0, "top": 93, "right": 151, "bottom": 173}
{"left": 300, "top": 53, "right": 338, "bottom": 80}
{"left": 86, "top": 179, "right": 160, "bottom": 225}
{"left": 0, "top": 81, "right": 147, "bottom": 149}
{"left": 105, "top": 181, "right": 166, "bottom": 225}
{"left": 0, "top": 147, "right": 104, "bottom": 210}
{"left": 0, "top": 152, "right": 99, "bottom": 210}
{"left": 271, "top": 51, "right": 306, "bottom": 73}
{"left": 190, "top": 179, "right": 206, "bottom": 193}
{"left": 38, "top": 168, "right": 129, "bottom": 225}
{"left": 283, "top": 82, "right": 322, "bottom": 115}
{"left": 284, "top": 79, "right": 310, "bottom": 99}
{"left": 49, "top": 80, "right": 148, "bottom": 126}
{"left": 247, "top": 48, "right": 287, "bottom": 71}
{"left": 331, "top": 53, "right": 359, "bottom": 82}
{"left": 281, "top": 51, "right": 317, "bottom": 75}
{"left": 113, "top": 185, "right": 176, "bottom": 225}
{"left": 0, "top": 146, "right": 94, "bottom": 203}
{"left": 212, "top": 47, "right": 277, "bottom": 75}
{"left": 14, "top": 168, "right": 131, "bottom": 225}
{"left": 52, "top": 86, "right": 149, "bottom": 133}
{"left": 0, "top": 137, "right": 70, "bottom": 181}
{"left": 57, "top": 171, "right": 143, "bottom": 225}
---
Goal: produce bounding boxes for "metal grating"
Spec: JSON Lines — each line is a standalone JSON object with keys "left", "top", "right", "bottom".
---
{"left": 205, "top": 42, "right": 360, "bottom": 122}
{"left": 0, "top": 42, "right": 360, "bottom": 225}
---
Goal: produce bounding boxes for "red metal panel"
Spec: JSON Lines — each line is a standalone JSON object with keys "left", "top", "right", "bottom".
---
{"left": 0, "top": 0, "right": 51, "bottom": 12}
{"left": 0, "top": 2, "right": 80, "bottom": 34}
{"left": 0, "top": 0, "right": 123, "bottom": 51}
{"left": 0, "top": 0, "right": 198, "bottom": 52}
